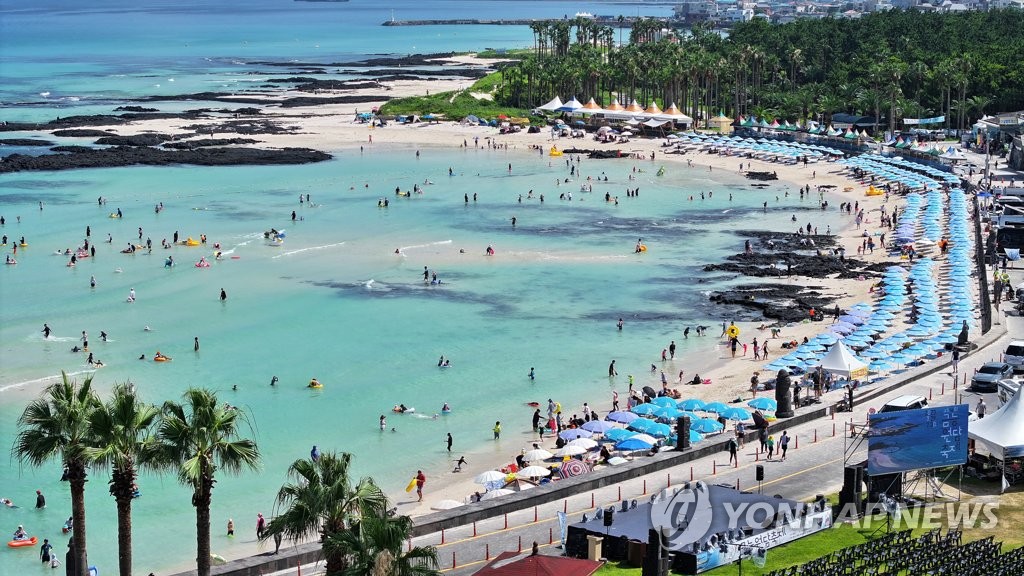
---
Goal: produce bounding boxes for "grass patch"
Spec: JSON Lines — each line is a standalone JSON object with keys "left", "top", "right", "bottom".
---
{"left": 476, "top": 48, "right": 530, "bottom": 59}
{"left": 378, "top": 70, "right": 538, "bottom": 122}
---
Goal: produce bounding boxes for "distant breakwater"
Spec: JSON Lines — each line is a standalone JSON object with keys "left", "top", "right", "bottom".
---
{"left": 382, "top": 17, "right": 669, "bottom": 27}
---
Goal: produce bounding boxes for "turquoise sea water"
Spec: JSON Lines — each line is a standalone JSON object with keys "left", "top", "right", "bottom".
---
{"left": 1, "top": 1, "right": 841, "bottom": 574}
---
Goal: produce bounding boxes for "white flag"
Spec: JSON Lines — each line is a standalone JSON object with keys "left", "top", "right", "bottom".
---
{"left": 751, "top": 548, "right": 767, "bottom": 568}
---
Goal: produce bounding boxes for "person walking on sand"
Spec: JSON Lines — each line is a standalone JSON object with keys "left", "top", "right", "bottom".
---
{"left": 446, "top": 432, "right": 453, "bottom": 453}
{"left": 750, "top": 373, "right": 759, "bottom": 398}
{"left": 493, "top": 421, "right": 501, "bottom": 440}
{"left": 766, "top": 435, "right": 775, "bottom": 459}
{"left": 415, "top": 470, "right": 426, "bottom": 501}
{"left": 256, "top": 513, "right": 266, "bottom": 538}
{"left": 779, "top": 431, "right": 790, "bottom": 461}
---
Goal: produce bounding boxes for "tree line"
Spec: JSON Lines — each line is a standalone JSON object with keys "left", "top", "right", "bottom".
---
{"left": 497, "top": 10, "right": 1024, "bottom": 133}
{"left": 12, "top": 373, "right": 440, "bottom": 576}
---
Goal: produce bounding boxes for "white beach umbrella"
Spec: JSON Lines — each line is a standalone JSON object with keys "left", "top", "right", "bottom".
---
{"left": 479, "top": 488, "right": 515, "bottom": 501}
{"left": 552, "top": 445, "right": 587, "bottom": 457}
{"left": 523, "top": 449, "right": 553, "bottom": 462}
{"left": 567, "top": 438, "right": 598, "bottom": 450}
{"left": 474, "top": 470, "right": 507, "bottom": 484}
{"left": 517, "top": 466, "right": 553, "bottom": 478}
{"left": 430, "top": 499, "right": 465, "bottom": 511}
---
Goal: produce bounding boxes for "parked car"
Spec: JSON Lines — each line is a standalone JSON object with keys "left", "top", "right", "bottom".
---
{"left": 1003, "top": 340, "right": 1024, "bottom": 373}
{"left": 878, "top": 395, "right": 929, "bottom": 413}
{"left": 971, "top": 362, "right": 1014, "bottom": 392}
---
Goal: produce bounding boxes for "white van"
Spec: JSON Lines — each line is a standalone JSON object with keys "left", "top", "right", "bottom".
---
{"left": 1004, "top": 340, "right": 1024, "bottom": 373}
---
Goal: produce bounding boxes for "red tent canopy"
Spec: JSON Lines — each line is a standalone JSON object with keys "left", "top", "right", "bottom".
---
{"left": 473, "top": 551, "right": 603, "bottom": 576}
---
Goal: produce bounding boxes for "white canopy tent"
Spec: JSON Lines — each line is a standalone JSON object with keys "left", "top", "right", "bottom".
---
{"left": 817, "top": 341, "right": 868, "bottom": 379}
{"left": 537, "top": 96, "right": 564, "bottom": 112}
{"left": 968, "top": 389, "right": 1024, "bottom": 492}
{"left": 969, "top": 388, "right": 1024, "bottom": 460}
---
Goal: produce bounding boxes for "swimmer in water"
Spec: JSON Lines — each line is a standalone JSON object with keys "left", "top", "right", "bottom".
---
{"left": 270, "top": 375, "right": 279, "bottom": 386}
{"left": 144, "top": 326, "right": 152, "bottom": 332}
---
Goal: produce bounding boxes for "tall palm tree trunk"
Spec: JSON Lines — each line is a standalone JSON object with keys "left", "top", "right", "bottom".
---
{"left": 194, "top": 477, "right": 214, "bottom": 576}
{"left": 69, "top": 464, "right": 89, "bottom": 576}
{"left": 111, "top": 466, "right": 136, "bottom": 576}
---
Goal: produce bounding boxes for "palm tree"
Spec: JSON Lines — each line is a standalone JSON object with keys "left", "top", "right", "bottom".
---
{"left": 88, "top": 383, "right": 160, "bottom": 576}
{"left": 13, "top": 372, "right": 100, "bottom": 576}
{"left": 325, "top": 514, "right": 440, "bottom": 576}
{"left": 156, "top": 389, "right": 260, "bottom": 576}
{"left": 265, "top": 451, "right": 388, "bottom": 575}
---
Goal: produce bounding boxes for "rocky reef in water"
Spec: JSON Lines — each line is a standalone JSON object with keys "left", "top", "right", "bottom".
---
{"left": 0, "top": 146, "right": 331, "bottom": 173}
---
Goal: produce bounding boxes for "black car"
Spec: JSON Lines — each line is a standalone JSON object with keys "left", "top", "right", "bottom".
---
{"left": 971, "top": 362, "right": 1014, "bottom": 392}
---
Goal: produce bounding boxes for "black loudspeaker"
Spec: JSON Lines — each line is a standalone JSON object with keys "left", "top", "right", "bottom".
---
{"left": 604, "top": 507, "right": 614, "bottom": 527}
{"left": 843, "top": 465, "right": 864, "bottom": 494}
{"left": 642, "top": 529, "right": 669, "bottom": 576}
{"left": 866, "top": 472, "right": 903, "bottom": 504}
{"left": 676, "top": 417, "right": 691, "bottom": 450}
{"left": 755, "top": 465, "right": 765, "bottom": 482}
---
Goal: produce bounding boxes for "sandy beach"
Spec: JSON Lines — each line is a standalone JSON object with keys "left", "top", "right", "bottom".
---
{"left": 16, "top": 55, "right": 938, "bottom": 531}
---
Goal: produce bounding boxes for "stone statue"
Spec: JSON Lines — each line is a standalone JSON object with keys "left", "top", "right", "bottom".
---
{"left": 775, "top": 369, "right": 794, "bottom": 418}
{"left": 957, "top": 320, "right": 969, "bottom": 347}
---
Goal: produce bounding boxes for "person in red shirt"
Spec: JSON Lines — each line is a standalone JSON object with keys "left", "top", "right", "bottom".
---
{"left": 415, "top": 470, "right": 426, "bottom": 502}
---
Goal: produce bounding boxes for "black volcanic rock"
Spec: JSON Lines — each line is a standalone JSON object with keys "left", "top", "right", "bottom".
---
{"left": 0, "top": 146, "right": 331, "bottom": 173}
{"left": 114, "top": 106, "right": 160, "bottom": 112}
{"left": 95, "top": 134, "right": 173, "bottom": 146}
{"left": 51, "top": 129, "right": 118, "bottom": 137}
{"left": 1, "top": 138, "right": 54, "bottom": 147}
{"left": 163, "top": 138, "right": 259, "bottom": 149}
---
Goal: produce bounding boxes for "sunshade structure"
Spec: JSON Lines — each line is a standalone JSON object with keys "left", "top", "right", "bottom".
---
{"left": 624, "top": 99, "right": 644, "bottom": 113}
{"left": 474, "top": 550, "right": 603, "bottom": 576}
{"left": 479, "top": 488, "right": 515, "bottom": 501}
{"left": 537, "top": 96, "right": 563, "bottom": 112}
{"left": 559, "top": 459, "right": 590, "bottom": 478}
{"left": 817, "top": 341, "right": 869, "bottom": 379}
{"left": 708, "top": 112, "right": 734, "bottom": 131}
{"left": 474, "top": 470, "right": 507, "bottom": 484}
{"left": 523, "top": 448, "right": 552, "bottom": 462}
{"left": 968, "top": 389, "right": 1024, "bottom": 492}
{"left": 431, "top": 499, "right": 465, "bottom": 511}
{"left": 581, "top": 97, "right": 602, "bottom": 111}
{"left": 605, "top": 100, "right": 625, "bottom": 112}
{"left": 556, "top": 97, "right": 584, "bottom": 113}
{"left": 644, "top": 102, "right": 663, "bottom": 116}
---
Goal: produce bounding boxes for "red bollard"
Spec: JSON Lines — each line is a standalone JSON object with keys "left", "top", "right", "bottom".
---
{"left": 563, "top": 500, "right": 568, "bottom": 513}
{"left": 486, "top": 544, "right": 490, "bottom": 561}
{"left": 518, "top": 536, "right": 522, "bottom": 553}
{"left": 473, "top": 521, "right": 477, "bottom": 537}
{"left": 735, "top": 478, "right": 740, "bottom": 490}
{"left": 814, "top": 429, "right": 818, "bottom": 443}
{"left": 297, "top": 560, "right": 302, "bottom": 576}
{"left": 591, "top": 494, "right": 595, "bottom": 508}
{"left": 504, "top": 513, "right": 508, "bottom": 530}
{"left": 690, "top": 466, "right": 694, "bottom": 481}
{"left": 756, "top": 450, "right": 759, "bottom": 461}
{"left": 941, "top": 381, "right": 945, "bottom": 395}
{"left": 668, "top": 473, "right": 671, "bottom": 487}
{"left": 643, "top": 479, "right": 647, "bottom": 494}
{"left": 618, "top": 486, "right": 622, "bottom": 500}
{"left": 441, "top": 529, "right": 445, "bottom": 544}
{"left": 832, "top": 423, "right": 836, "bottom": 437}
{"left": 713, "top": 461, "right": 717, "bottom": 475}
{"left": 929, "top": 388, "right": 933, "bottom": 401}
{"left": 534, "top": 506, "right": 538, "bottom": 523}
{"left": 452, "top": 551, "right": 456, "bottom": 570}
{"left": 549, "top": 528, "right": 554, "bottom": 544}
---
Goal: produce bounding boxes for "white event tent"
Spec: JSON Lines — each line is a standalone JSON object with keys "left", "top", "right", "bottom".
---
{"left": 968, "top": 389, "right": 1024, "bottom": 492}
{"left": 817, "top": 342, "right": 868, "bottom": 379}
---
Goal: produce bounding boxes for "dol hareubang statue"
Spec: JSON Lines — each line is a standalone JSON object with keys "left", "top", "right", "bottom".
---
{"left": 775, "top": 368, "right": 794, "bottom": 418}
